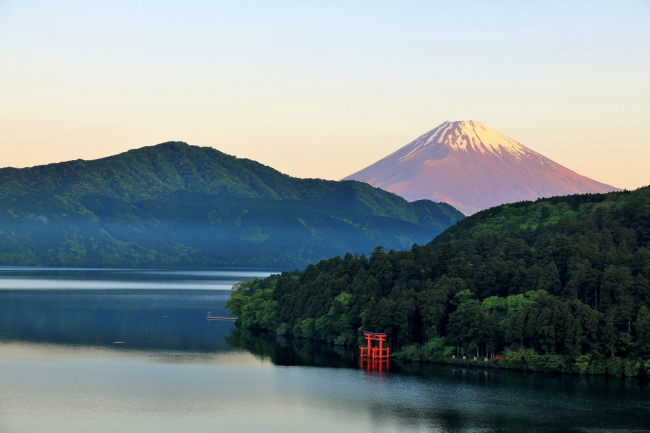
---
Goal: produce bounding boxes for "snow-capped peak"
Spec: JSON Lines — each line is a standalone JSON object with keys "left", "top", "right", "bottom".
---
{"left": 382, "top": 120, "right": 531, "bottom": 164}
{"left": 345, "top": 120, "right": 619, "bottom": 215}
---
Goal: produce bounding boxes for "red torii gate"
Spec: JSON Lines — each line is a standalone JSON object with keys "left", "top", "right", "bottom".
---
{"left": 359, "top": 331, "right": 390, "bottom": 371}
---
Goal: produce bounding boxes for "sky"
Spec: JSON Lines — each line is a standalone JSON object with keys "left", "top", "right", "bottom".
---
{"left": 0, "top": 0, "right": 649, "bottom": 189}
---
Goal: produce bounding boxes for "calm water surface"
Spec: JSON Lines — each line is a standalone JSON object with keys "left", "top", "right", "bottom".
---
{"left": 0, "top": 268, "right": 649, "bottom": 433}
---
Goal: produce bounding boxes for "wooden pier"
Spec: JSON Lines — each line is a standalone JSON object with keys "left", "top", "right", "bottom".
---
{"left": 206, "top": 312, "right": 237, "bottom": 321}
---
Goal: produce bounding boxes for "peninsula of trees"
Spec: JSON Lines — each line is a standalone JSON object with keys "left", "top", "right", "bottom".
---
{"left": 227, "top": 186, "right": 650, "bottom": 376}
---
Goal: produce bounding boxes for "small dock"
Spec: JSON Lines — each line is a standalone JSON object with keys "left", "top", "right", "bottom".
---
{"left": 206, "top": 312, "right": 237, "bottom": 321}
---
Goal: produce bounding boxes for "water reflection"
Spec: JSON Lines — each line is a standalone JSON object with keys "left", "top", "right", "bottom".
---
{"left": 1, "top": 270, "right": 650, "bottom": 432}
{"left": 226, "top": 328, "right": 357, "bottom": 368}
{"left": 0, "top": 289, "right": 236, "bottom": 350}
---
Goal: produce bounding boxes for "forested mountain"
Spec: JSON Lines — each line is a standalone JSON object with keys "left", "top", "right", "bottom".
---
{"left": 227, "top": 186, "right": 650, "bottom": 376}
{"left": 0, "top": 142, "right": 463, "bottom": 267}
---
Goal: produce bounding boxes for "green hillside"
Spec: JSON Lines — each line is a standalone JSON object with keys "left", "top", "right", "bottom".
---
{"left": 0, "top": 142, "right": 463, "bottom": 267}
{"left": 228, "top": 186, "right": 650, "bottom": 376}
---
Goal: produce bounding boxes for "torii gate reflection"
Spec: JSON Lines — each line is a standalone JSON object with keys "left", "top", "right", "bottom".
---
{"left": 359, "top": 331, "right": 390, "bottom": 372}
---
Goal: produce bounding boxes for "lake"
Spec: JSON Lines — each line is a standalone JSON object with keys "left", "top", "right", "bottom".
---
{"left": 1, "top": 267, "right": 649, "bottom": 433}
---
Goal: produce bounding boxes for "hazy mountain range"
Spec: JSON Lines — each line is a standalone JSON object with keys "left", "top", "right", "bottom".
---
{"left": 0, "top": 142, "right": 463, "bottom": 267}
{"left": 344, "top": 121, "right": 619, "bottom": 215}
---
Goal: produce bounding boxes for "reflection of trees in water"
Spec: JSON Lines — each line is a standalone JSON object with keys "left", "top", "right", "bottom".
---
{"left": 366, "top": 404, "right": 467, "bottom": 433}
{"left": 366, "top": 362, "right": 650, "bottom": 432}
{"left": 395, "top": 360, "right": 650, "bottom": 399}
{"left": 211, "top": 345, "right": 649, "bottom": 433}
{"left": 365, "top": 401, "right": 559, "bottom": 433}
{"left": 365, "top": 393, "right": 625, "bottom": 432}
{"left": 365, "top": 398, "right": 650, "bottom": 432}
{"left": 227, "top": 330, "right": 650, "bottom": 396}
{"left": 226, "top": 328, "right": 356, "bottom": 368}
{"left": 225, "top": 330, "right": 650, "bottom": 431}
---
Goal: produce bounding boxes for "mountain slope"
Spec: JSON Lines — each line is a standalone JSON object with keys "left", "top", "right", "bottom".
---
{"left": 344, "top": 121, "right": 619, "bottom": 215}
{"left": 0, "top": 142, "right": 464, "bottom": 267}
{"left": 228, "top": 186, "right": 650, "bottom": 375}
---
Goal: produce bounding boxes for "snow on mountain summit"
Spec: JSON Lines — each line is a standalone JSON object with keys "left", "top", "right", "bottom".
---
{"left": 344, "top": 121, "right": 619, "bottom": 215}
{"left": 382, "top": 120, "right": 529, "bottom": 164}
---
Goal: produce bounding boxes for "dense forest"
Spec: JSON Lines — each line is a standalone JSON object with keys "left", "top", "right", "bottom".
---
{"left": 227, "top": 186, "right": 650, "bottom": 376}
{"left": 0, "top": 142, "right": 462, "bottom": 267}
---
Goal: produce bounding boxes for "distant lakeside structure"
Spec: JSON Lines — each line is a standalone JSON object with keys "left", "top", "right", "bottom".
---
{"left": 359, "top": 331, "right": 390, "bottom": 372}
{"left": 344, "top": 121, "right": 619, "bottom": 215}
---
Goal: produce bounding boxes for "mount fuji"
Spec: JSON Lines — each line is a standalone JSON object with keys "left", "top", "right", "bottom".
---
{"left": 343, "top": 121, "right": 619, "bottom": 215}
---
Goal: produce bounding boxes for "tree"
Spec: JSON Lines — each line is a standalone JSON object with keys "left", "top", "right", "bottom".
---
{"left": 418, "top": 282, "right": 448, "bottom": 340}
{"left": 635, "top": 306, "right": 650, "bottom": 353}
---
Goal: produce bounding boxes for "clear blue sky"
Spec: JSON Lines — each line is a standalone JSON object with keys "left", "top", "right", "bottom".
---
{"left": 1, "top": 0, "right": 648, "bottom": 188}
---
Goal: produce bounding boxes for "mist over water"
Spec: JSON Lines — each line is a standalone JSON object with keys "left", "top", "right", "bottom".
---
{"left": 0, "top": 266, "right": 275, "bottom": 290}
{"left": 1, "top": 268, "right": 649, "bottom": 433}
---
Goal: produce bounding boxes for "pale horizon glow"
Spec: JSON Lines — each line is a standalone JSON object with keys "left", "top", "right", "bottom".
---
{"left": 0, "top": 1, "right": 649, "bottom": 189}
